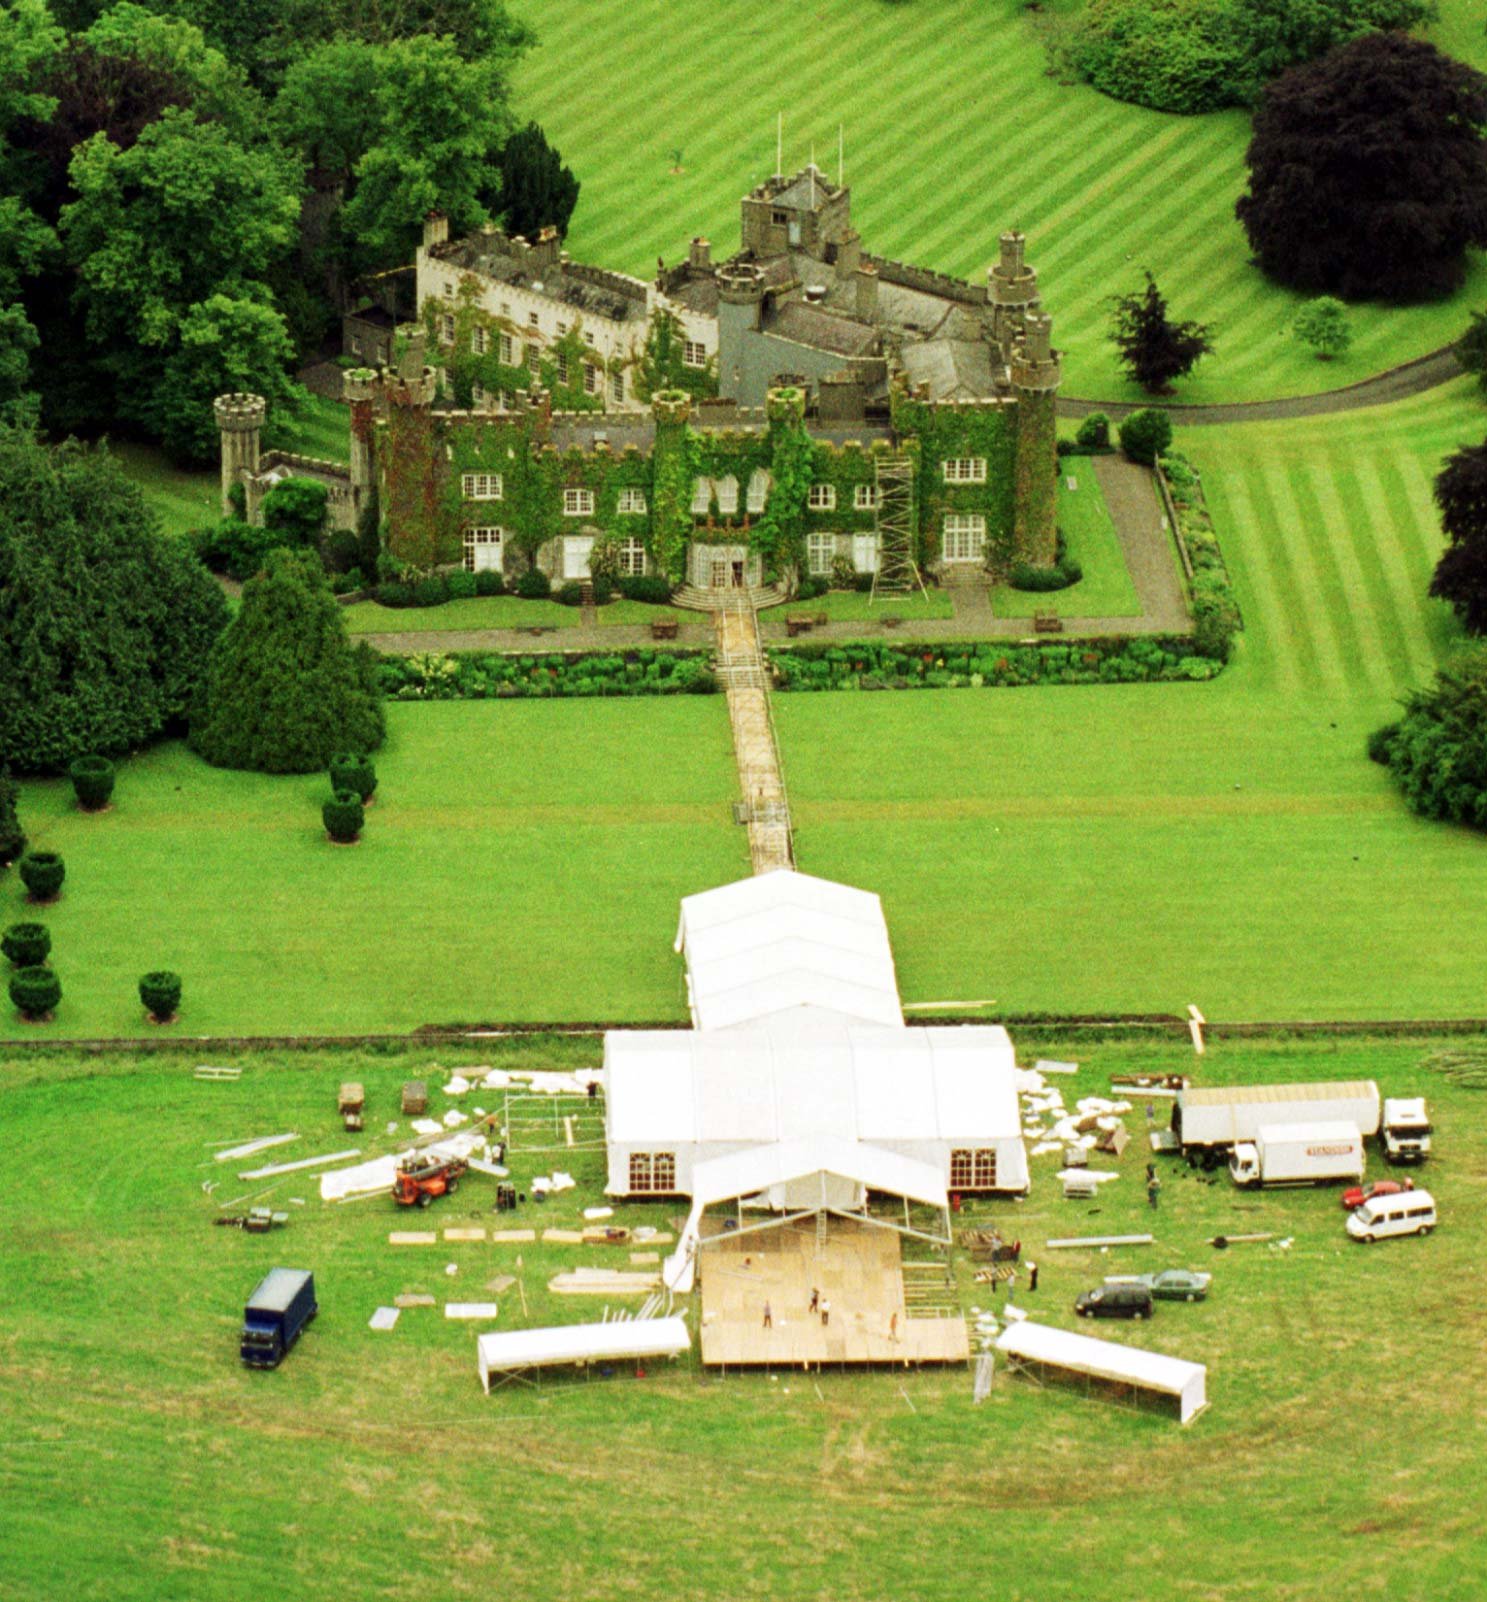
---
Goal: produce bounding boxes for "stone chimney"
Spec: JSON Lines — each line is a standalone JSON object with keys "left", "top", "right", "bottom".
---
{"left": 689, "top": 237, "right": 712, "bottom": 271}
{"left": 423, "top": 211, "right": 449, "bottom": 250}
{"left": 855, "top": 263, "right": 879, "bottom": 320}
{"left": 532, "top": 225, "right": 561, "bottom": 270}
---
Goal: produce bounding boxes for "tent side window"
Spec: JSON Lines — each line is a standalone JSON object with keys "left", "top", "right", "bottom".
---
{"left": 629, "top": 1152, "right": 653, "bottom": 1192}
{"left": 653, "top": 1152, "right": 677, "bottom": 1191}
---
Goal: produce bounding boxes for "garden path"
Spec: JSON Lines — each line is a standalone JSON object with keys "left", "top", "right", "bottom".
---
{"left": 714, "top": 599, "right": 793, "bottom": 874}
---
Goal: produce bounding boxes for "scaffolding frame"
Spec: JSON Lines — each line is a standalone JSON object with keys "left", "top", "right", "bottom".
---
{"left": 870, "top": 454, "right": 928, "bottom": 602}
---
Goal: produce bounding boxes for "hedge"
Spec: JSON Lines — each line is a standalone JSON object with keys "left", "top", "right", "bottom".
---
{"left": 769, "top": 635, "right": 1221, "bottom": 691}
{"left": 1160, "top": 452, "right": 1242, "bottom": 662}
{"left": 377, "top": 648, "right": 720, "bottom": 700}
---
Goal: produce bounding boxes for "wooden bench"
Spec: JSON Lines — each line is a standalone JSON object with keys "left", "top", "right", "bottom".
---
{"left": 879, "top": 615, "right": 902, "bottom": 630}
{"left": 650, "top": 618, "right": 679, "bottom": 640}
{"left": 785, "top": 616, "right": 813, "bottom": 637}
{"left": 1033, "top": 610, "right": 1064, "bottom": 634}
{"left": 527, "top": 624, "right": 556, "bottom": 636}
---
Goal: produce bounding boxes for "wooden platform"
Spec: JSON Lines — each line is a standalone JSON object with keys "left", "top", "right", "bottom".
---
{"left": 698, "top": 1216, "right": 968, "bottom": 1369}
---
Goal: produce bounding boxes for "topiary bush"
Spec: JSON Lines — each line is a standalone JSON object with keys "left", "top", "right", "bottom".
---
{"left": 139, "top": 970, "right": 182, "bottom": 1022}
{"left": 19, "top": 850, "right": 64, "bottom": 902}
{"left": 516, "top": 566, "right": 552, "bottom": 600}
{"left": 591, "top": 575, "right": 615, "bottom": 605}
{"left": 68, "top": 754, "right": 116, "bottom": 811}
{"left": 474, "top": 569, "right": 505, "bottom": 596}
{"left": 446, "top": 570, "right": 477, "bottom": 600}
{"left": 322, "top": 789, "right": 365, "bottom": 843}
{"left": 10, "top": 964, "right": 60, "bottom": 1021}
{"left": 1, "top": 922, "right": 50, "bottom": 967}
{"left": 1119, "top": 408, "right": 1174, "bottom": 466}
{"left": 1076, "top": 413, "right": 1111, "bottom": 450}
{"left": 557, "top": 580, "right": 585, "bottom": 606}
{"left": 375, "top": 581, "right": 415, "bottom": 608}
{"left": 329, "top": 752, "right": 377, "bottom": 803}
{"left": 413, "top": 574, "right": 449, "bottom": 608}
{"left": 618, "top": 575, "right": 671, "bottom": 604}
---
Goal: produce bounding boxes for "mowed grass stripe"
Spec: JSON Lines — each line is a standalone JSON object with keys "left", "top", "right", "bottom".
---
{"left": 1232, "top": 456, "right": 1332, "bottom": 692}
{"left": 1196, "top": 466, "right": 1294, "bottom": 696}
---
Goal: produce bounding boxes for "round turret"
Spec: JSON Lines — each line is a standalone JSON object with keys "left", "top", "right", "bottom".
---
{"left": 765, "top": 385, "right": 806, "bottom": 427}
{"left": 214, "top": 393, "right": 267, "bottom": 432}
{"left": 651, "top": 389, "right": 693, "bottom": 427}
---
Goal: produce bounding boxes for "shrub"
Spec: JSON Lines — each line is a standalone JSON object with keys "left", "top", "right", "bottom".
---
{"left": 2, "top": 922, "right": 50, "bottom": 967}
{"left": 68, "top": 754, "right": 116, "bottom": 811}
{"left": 261, "top": 477, "right": 329, "bottom": 545}
{"left": 1119, "top": 408, "right": 1174, "bottom": 465}
{"left": 1011, "top": 562, "right": 1072, "bottom": 592}
{"left": 1374, "top": 646, "right": 1487, "bottom": 827}
{"left": 139, "top": 970, "right": 182, "bottom": 1022}
{"left": 1293, "top": 297, "right": 1353, "bottom": 359}
{"left": 329, "top": 752, "right": 377, "bottom": 802}
{"left": 331, "top": 568, "right": 364, "bottom": 596}
{"left": 516, "top": 566, "right": 551, "bottom": 599}
{"left": 0, "top": 770, "right": 26, "bottom": 865}
{"left": 9, "top": 964, "right": 60, "bottom": 1021}
{"left": 591, "top": 575, "right": 615, "bottom": 605}
{"left": 794, "top": 576, "right": 827, "bottom": 601}
{"left": 446, "top": 570, "right": 477, "bottom": 600}
{"left": 192, "top": 518, "right": 289, "bottom": 582}
{"left": 830, "top": 554, "right": 856, "bottom": 591}
{"left": 619, "top": 574, "right": 671, "bottom": 603}
{"left": 474, "top": 569, "right": 506, "bottom": 596}
{"left": 322, "top": 789, "right": 365, "bottom": 843}
{"left": 557, "top": 580, "right": 585, "bottom": 606}
{"left": 375, "top": 581, "right": 414, "bottom": 608}
{"left": 1076, "top": 413, "right": 1111, "bottom": 450}
{"left": 1368, "top": 721, "right": 1400, "bottom": 765}
{"left": 413, "top": 574, "right": 449, "bottom": 608}
{"left": 19, "top": 851, "right": 65, "bottom": 901}
{"left": 191, "top": 550, "right": 385, "bottom": 774}
{"left": 324, "top": 528, "right": 362, "bottom": 575}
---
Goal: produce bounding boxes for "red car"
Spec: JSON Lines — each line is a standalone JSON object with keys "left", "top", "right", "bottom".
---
{"left": 1341, "top": 1177, "right": 1413, "bottom": 1210}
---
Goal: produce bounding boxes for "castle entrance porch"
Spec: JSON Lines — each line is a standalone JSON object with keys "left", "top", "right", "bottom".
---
{"left": 689, "top": 542, "right": 761, "bottom": 592}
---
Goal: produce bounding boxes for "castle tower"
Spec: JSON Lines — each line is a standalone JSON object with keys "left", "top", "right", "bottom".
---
{"left": 214, "top": 393, "right": 266, "bottom": 517}
{"left": 649, "top": 389, "right": 696, "bottom": 584}
{"left": 1011, "top": 311, "right": 1062, "bottom": 569}
{"left": 716, "top": 263, "right": 766, "bottom": 404}
{"left": 987, "top": 232, "right": 1041, "bottom": 370}
{"left": 343, "top": 367, "right": 378, "bottom": 507}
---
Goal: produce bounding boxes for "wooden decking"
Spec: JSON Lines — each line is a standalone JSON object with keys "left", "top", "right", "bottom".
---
{"left": 698, "top": 1216, "right": 968, "bottom": 1369}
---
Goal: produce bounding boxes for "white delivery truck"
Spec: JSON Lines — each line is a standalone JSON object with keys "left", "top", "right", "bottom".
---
{"left": 1381, "top": 1098, "right": 1432, "bottom": 1165}
{"left": 1173, "top": 1081, "right": 1380, "bottom": 1166}
{"left": 1229, "top": 1121, "right": 1366, "bottom": 1188}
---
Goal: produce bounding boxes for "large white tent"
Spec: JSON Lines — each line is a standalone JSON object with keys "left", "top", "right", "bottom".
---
{"left": 604, "top": 1009, "right": 1028, "bottom": 1199}
{"left": 994, "top": 1321, "right": 1208, "bottom": 1424}
{"left": 477, "top": 1317, "right": 691, "bottom": 1391}
{"left": 675, "top": 869, "right": 903, "bottom": 1031}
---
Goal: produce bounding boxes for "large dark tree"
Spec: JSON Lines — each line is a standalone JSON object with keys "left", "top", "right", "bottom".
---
{"left": 1237, "top": 34, "right": 1487, "bottom": 302}
{"left": 1108, "top": 273, "right": 1213, "bottom": 393}
{"left": 1430, "top": 439, "right": 1487, "bottom": 633}
{"left": 1373, "top": 646, "right": 1487, "bottom": 829}
{"left": 498, "top": 122, "right": 579, "bottom": 240}
{"left": 0, "top": 427, "right": 230, "bottom": 771}
{"left": 190, "top": 548, "right": 384, "bottom": 773}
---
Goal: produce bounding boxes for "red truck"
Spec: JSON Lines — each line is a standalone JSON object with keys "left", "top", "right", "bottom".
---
{"left": 392, "top": 1154, "right": 469, "bottom": 1208}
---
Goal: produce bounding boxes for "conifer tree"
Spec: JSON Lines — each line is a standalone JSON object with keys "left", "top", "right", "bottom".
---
{"left": 1108, "top": 274, "right": 1214, "bottom": 394}
{"left": 190, "top": 548, "right": 384, "bottom": 773}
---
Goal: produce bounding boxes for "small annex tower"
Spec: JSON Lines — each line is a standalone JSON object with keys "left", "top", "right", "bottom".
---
{"left": 213, "top": 393, "right": 265, "bottom": 518}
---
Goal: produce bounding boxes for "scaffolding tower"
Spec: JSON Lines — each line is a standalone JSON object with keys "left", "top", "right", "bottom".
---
{"left": 869, "top": 454, "right": 928, "bottom": 602}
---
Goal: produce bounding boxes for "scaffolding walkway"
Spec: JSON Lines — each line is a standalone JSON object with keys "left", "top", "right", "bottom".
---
{"left": 714, "top": 593, "right": 794, "bottom": 874}
{"left": 870, "top": 454, "right": 928, "bottom": 602}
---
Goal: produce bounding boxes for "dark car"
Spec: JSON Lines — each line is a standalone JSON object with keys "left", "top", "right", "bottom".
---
{"left": 1074, "top": 1284, "right": 1153, "bottom": 1320}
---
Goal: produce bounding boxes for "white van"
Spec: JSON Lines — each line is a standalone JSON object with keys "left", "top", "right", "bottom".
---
{"left": 1346, "top": 1188, "right": 1437, "bottom": 1243}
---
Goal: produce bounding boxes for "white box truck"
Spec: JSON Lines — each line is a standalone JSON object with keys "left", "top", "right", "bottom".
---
{"left": 1173, "top": 1081, "right": 1380, "bottom": 1166}
{"left": 1229, "top": 1121, "right": 1366, "bottom": 1188}
{"left": 1381, "top": 1098, "right": 1432, "bottom": 1165}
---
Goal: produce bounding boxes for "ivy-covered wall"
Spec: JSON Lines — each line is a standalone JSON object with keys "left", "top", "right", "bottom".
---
{"left": 889, "top": 391, "right": 1018, "bottom": 573}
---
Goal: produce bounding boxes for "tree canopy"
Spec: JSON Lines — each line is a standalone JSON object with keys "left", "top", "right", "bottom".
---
{"left": 1108, "top": 274, "right": 1214, "bottom": 393}
{"left": 0, "top": 426, "right": 229, "bottom": 771}
{"left": 190, "top": 548, "right": 385, "bottom": 773}
{"left": 498, "top": 122, "right": 580, "bottom": 240}
{"left": 1236, "top": 33, "right": 1487, "bottom": 302}
{"left": 1373, "top": 646, "right": 1487, "bottom": 829}
{"left": 1429, "top": 437, "right": 1487, "bottom": 633}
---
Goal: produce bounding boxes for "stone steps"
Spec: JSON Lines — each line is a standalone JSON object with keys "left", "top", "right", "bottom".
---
{"left": 673, "top": 583, "right": 788, "bottom": 613}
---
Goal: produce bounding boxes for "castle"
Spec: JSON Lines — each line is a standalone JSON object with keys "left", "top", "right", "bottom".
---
{"left": 219, "top": 167, "right": 1062, "bottom": 596}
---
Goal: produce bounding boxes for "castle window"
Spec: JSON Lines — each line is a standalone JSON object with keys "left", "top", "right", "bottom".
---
{"left": 854, "top": 484, "right": 880, "bottom": 510}
{"left": 617, "top": 488, "right": 647, "bottom": 515}
{"left": 526, "top": 342, "right": 539, "bottom": 371}
{"left": 807, "top": 484, "right": 836, "bottom": 511}
{"left": 463, "top": 526, "right": 503, "bottom": 573}
{"left": 557, "top": 320, "right": 568, "bottom": 336}
{"left": 852, "top": 533, "right": 878, "bottom": 574}
{"left": 498, "top": 332, "right": 515, "bottom": 365}
{"left": 690, "top": 477, "right": 712, "bottom": 516}
{"left": 746, "top": 469, "right": 771, "bottom": 514}
{"left": 714, "top": 475, "right": 739, "bottom": 515}
{"left": 471, "top": 326, "right": 488, "bottom": 356}
{"left": 500, "top": 301, "right": 511, "bottom": 316}
{"left": 528, "top": 311, "right": 540, "bottom": 328}
{"left": 807, "top": 532, "right": 835, "bottom": 575}
{"left": 563, "top": 488, "right": 594, "bottom": 517}
{"left": 683, "top": 340, "right": 708, "bottom": 369}
{"left": 439, "top": 312, "right": 457, "bottom": 345}
{"left": 554, "top": 353, "right": 570, "bottom": 386}
{"left": 611, "top": 369, "right": 625, "bottom": 404}
{"left": 943, "top": 513, "right": 985, "bottom": 562}
{"left": 943, "top": 457, "right": 987, "bottom": 484}
{"left": 619, "top": 537, "right": 648, "bottom": 576}
{"left": 771, "top": 209, "right": 788, "bottom": 225}
{"left": 461, "top": 472, "right": 503, "bottom": 501}
{"left": 583, "top": 364, "right": 601, "bottom": 396}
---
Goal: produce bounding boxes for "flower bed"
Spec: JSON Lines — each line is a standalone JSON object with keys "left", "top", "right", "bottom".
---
{"left": 377, "top": 648, "right": 718, "bottom": 700}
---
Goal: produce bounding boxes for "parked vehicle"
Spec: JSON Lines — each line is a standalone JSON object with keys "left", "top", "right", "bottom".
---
{"left": 240, "top": 1268, "right": 317, "bottom": 1368}
{"left": 1130, "top": 1269, "right": 1211, "bottom": 1302}
{"left": 1340, "top": 1178, "right": 1413, "bottom": 1211}
{"left": 1347, "top": 1188, "right": 1437, "bottom": 1243}
{"left": 1173, "top": 1081, "right": 1379, "bottom": 1165}
{"left": 1381, "top": 1098, "right": 1432, "bottom": 1165}
{"left": 1075, "top": 1284, "right": 1153, "bottom": 1320}
{"left": 393, "top": 1153, "right": 468, "bottom": 1207}
{"left": 1229, "top": 1121, "right": 1364, "bottom": 1188}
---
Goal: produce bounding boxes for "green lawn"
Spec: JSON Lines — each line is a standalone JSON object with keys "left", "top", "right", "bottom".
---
{"left": 782, "top": 588, "right": 956, "bottom": 623}
{"left": 991, "top": 465, "right": 1142, "bottom": 617}
{"left": 343, "top": 595, "right": 577, "bottom": 633}
{"left": 509, "top": 0, "right": 1487, "bottom": 406}
{"left": 777, "top": 382, "right": 1484, "bottom": 1021}
{"left": 2, "top": 699, "right": 745, "bottom": 1038}
{"left": 1, "top": 1033, "right": 1481, "bottom": 1600}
